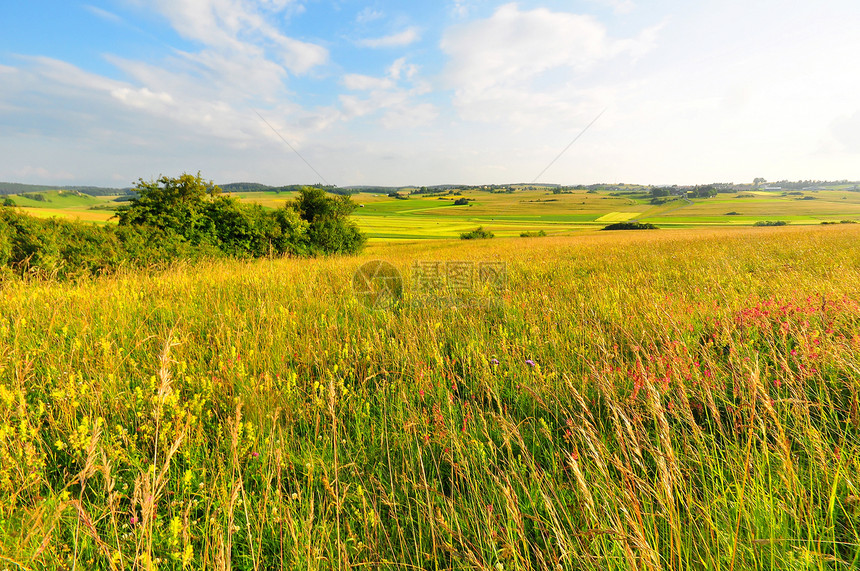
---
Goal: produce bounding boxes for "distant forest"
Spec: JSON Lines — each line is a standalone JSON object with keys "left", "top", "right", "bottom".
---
{"left": 0, "top": 182, "right": 131, "bottom": 196}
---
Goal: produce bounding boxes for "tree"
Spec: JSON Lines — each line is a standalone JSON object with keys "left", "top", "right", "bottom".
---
{"left": 116, "top": 172, "right": 221, "bottom": 246}
{"left": 117, "top": 174, "right": 328, "bottom": 258}
{"left": 291, "top": 187, "right": 365, "bottom": 254}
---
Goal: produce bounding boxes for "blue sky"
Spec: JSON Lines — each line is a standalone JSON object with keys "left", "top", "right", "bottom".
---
{"left": 2, "top": 0, "right": 859, "bottom": 187}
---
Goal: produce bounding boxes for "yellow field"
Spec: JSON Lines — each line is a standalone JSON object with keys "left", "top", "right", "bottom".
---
{"left": 595, "top": 211, "right": 640, "bottom": 222}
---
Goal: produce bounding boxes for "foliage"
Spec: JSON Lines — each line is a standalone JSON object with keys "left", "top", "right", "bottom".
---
{"left": 687, "top": 185, "right": 718, "bottom": 199}
{"left": 19, "top": 192, "right": 48, "bottom": 202}
{"left": 118, "top": 174, "right": 362, "bottom": 256}
{"left": 460, "top": 226, "right": 494, "bottom": 239}
{"left": 602, "top": 221, "right": 658, "bottom": 230}
{"left": 0, "top": 174, "right": 363, "bottom": 277}
{"left": 290, "top": 186, "right": 365, "bottom": 255}
{"left": 453, "top": 197, "right": 469, "bottom": 205}
{"left": 520, "top": 229, "right": 547, "bottom": 237}
{"left": 754, "top": 220, "right": 789, "bottom": 226}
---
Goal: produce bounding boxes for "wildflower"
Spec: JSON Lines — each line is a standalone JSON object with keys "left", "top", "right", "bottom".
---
{"left": 418, "top": 389, "right": 425, "bottom": 398}
{"left": 130, "top": 515, "right": 139, "bottom": 525}
{"left": 525, "top": 359, "right": 536, "bottom": 367}
{"left": 490, "top": 358, "right": 499, "bottom": 366}
{"left": 251, "top": 451, "right": 259, "bottom": 458}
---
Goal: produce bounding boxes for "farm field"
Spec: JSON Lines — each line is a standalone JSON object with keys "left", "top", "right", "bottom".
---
{"left": 1, "top": 224, "right": 860, "bottom": 569}
{"left": 5, "top": 186, "right": 860, "bottom": 239}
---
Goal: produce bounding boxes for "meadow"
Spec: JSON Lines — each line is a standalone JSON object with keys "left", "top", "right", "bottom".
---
{"left": 2, "top": 223, "right": 860, "bottom": 569}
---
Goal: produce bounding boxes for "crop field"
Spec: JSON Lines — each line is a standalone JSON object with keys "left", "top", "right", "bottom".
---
{"left": 7, "top": 186, "right": 860, "bottom": 240}
{"left": 2, "top": 224, "right": 860, "bottom": 569}
{"left": 2, "top": 191, "right": 118, "bottom": 224}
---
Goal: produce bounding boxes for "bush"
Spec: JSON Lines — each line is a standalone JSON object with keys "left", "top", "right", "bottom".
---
{"left": 460, "top": 226, "right": 494, "bottom": 240}
{"left": 19, "top": 192, "right": 48, "bottom": 202}
{"left": 453, "top": 198, "right": 469, "bottom": 206}
{"left": 291, "top": 187, "right": 365, "bottom": 255}
{"left": 0, "top": 175, "right": 365, "bottom": 278}
{"left": 520, "top": 230, "right": 547, "bottom": 237}
{"left": 601, "top": 221, "right": 657, "bottom": 230}
{"left": 753, "top": 220, "right": 788, "bottom": 227}
{"left": 118, "top": 175, "right": 363, "bottom": 257}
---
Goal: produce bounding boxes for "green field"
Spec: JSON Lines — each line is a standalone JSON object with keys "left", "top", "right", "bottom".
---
{"left": 345, "top": 188, "right": 860, "bottom": 238}
{"left": 3, "top": 190, "right": 119, "bottom": 224}
{"left": 2, "top": 224, "right": 860, "bottom": 569}
{"left": 7, "top": 186, "right": 860, "bottom": 239}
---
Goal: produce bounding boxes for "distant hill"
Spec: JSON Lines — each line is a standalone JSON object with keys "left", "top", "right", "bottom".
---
{"left": 0, "top": 182, "right": 131, "bottom": 196}
{"left": 219, "top": 182, "right": 275, "bottom": 192}
{"left": 219, "top": 182, "right": 357, "bottom": 195}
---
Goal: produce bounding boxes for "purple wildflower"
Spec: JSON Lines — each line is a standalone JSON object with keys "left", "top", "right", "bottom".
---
{"left": 490, "top": 358, "right": 499, "bottom": 366}
{"left": 525, "top": 359, "right": 537, "bottom": 367}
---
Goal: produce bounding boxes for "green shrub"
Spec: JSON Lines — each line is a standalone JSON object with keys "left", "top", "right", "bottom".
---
{"left": 601, "top": 221, "right": 657, "bottom": 230}
{"left": 460, "top": 226, "right": 494, "bottom": 240}
{"left": 0, "top": 174, "right": 365, "bottom": 278}
{"left": 520, "top": 230, "right": 547, "bottom": 237}
{"left": 19, "top": 192, "right": 48, "bottom": 202}
{"left": 753, "top": 220, "right": 788, "bottom": 227}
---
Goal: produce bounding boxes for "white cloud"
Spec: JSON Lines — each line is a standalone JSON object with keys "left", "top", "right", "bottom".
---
{"left": 110, "top": 87, "right": 175, "bottom": 110}
{"left": 145, "top": 0, "right": 327, "bottom": 75}
{"left": 358, "top": 27, "right": 420, "bottom": 48}
{"left": 84, "top": 5, "right": 124, "bottom": 24}
{"left": 388, "top": 57, "right": 418, "bottom": 81}
{"left": 588, "top": 0, "right": 635, "bottom": 15}
{"left": 441, "top": 3, "right": 658, "bottom": 127}
{"left": 338, "top": 57, "right": 435, "bottom": 128}
{"left": 12, "top": 166, "right": 75, "bottom": 182}
{"left": 0, "top": 64, "right": 17, "bottom": 74}
{"left": 28, "top": 56, "right": 124, "bottom": 93}
{"left": 343, "top": 74, "right": 395, "bottom": 91}
{"left": 381, "top": 103, "right": 438, "bottom": 129}
{"left": 450, "top": 0, "right": 472, "bottom": 18}
{"left": 356, "top": 7, "right": 384, "bottom": 23}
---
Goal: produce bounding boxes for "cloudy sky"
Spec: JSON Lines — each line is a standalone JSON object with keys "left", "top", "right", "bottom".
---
{"left": 2, "top": 0, "right": 859, "bottom": 187}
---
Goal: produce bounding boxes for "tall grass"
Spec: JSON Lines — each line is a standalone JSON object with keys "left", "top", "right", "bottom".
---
{"left": 1, "top": 225, "right": 859, "bottom": 569}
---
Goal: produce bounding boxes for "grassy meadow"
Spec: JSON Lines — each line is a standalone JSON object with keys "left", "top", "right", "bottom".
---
{"left": 2, "top": 224, "right": 860, "bottom": 569}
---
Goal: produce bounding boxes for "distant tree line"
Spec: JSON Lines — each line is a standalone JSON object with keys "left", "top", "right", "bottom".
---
{"left": 0, "top": 173, "right": 365, "bottom": 279}
{"left": 0, "top": 182, "right": 131, "bottom": 196}
{"left": 219, "top": 182, "right": 356, "bottom": 195}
